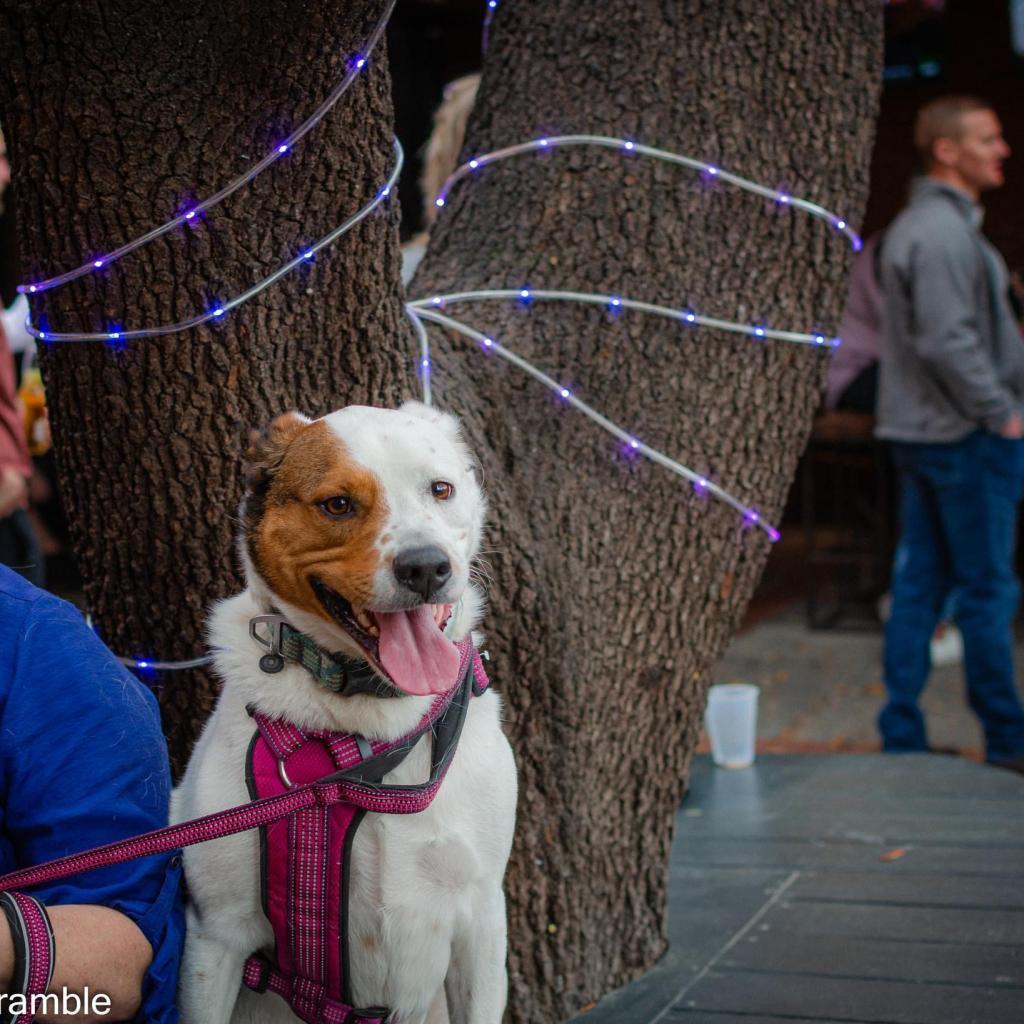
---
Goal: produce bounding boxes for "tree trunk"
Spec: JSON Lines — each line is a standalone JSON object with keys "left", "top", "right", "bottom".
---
{"left": 0, "top": 0, "right": 411, "bottom": 769}
{"left": 413, "top": 2, "right": 881, "bottom": 1019}
{"left": 1, "top": 0, "right": 881, "bottom": 1020}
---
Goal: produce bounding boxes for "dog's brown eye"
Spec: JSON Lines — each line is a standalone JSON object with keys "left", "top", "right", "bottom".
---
{"left": 431, "top": 481, "right": 455, "bottom": 501}
{"left": 319, "top": 496, "right": 355, "bottom": 519}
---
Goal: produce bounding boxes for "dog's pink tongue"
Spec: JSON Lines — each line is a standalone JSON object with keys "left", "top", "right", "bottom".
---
{"left": 375, "top": 605, "right": 460, "bottom": 696}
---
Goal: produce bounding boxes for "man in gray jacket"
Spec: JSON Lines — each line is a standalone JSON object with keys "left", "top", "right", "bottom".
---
{"left": 877, "top": 95, "right": 1024, "bottom": 772}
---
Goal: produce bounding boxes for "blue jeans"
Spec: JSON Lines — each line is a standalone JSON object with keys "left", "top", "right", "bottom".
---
{"left": 882, "top": 431, "right": 1024, "bottom": 761}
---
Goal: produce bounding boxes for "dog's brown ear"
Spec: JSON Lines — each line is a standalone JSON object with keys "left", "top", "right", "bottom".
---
{"left": 244, "top": 411, "right": 311, "bottom": 485}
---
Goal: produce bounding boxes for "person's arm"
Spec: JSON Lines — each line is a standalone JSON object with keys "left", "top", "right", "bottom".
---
{"left": 0, "top": 904, "right": 151, "bottom": 1022}
{"left": 908, "top": 229, "right": 1018, "bottom": 433}
{"left": 2, "top": 591, "right": 184, "bottom": 1024}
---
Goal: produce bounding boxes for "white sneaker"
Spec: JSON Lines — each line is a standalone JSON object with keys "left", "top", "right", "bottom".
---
{"left": 930, "top": 622, "right": 964, "bottom": 667}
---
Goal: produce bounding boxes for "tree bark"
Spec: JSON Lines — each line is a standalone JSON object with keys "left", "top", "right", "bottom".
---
{"left": 0, "top": 0, "right": 411, "bottom": 770}
{"left": 413, "top": 2, "right": 881, "bottom": 1019}
{"left": 1, "top": 0, "right": 881, "bottom": 1020}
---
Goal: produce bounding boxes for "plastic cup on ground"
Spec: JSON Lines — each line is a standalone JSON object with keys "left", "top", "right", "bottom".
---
{"left": 705, "top": 683, "right": 759, "bottom": 769}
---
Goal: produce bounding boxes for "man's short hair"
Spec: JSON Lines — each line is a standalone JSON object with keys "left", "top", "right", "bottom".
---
{"left": 913, "top": 95, "right": 993, "bottom": 167}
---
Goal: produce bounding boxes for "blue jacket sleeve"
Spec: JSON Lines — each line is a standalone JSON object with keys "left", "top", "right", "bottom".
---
{"left": 0, "top": 590, "right": 183, "bottom": 1023}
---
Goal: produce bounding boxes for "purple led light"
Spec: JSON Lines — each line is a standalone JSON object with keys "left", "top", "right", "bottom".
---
{"left": 538, "top": 139, "right": 549, "bottom": 148}
{"left": 767, "top": 528, "right": 781, "bottom": 542}
{"left": 184, "top": 210, "right": 196, "bottom": 221}
{"left": 431, "top": 296, "right": 443, "bottom": 307}
{"left": 609, "top": 297, "right": 621, "bottom": 308}
{"left": 835, "top": 219, "right": 847, "bottom": 230}
{"left": 354, "top": 56, "right": 367, "bottom": 70}
{"left": 752, "top": 326, "right": 766, "bottom": 338}
{"left": 831, "top": 336, "right": 843, "bottom": 348}
{"left": 108, "top": 332, "right": 120, "bottom": 340}
{"left": 379, "top": 186, "right": 390, "bottom": 198}
{"left": 137, "top": 661, "right": 150, "bottom": 669}
{"left": 694, "top": 477, "right": 709, "bottom": 494}
{"left": 278, "top": 144, "right": 289, "bottom": 154}
{"left": 813, "top": 334, "right": 825, "bottom": 346}
{"left": 519, "top": 288, "right": 531, "bottom": 301}
{"left": 777, "top": 193, "right": 791, "bottom": 204}
{"left": 482, "top": 337, "right": 494, "bottom": 348}
{"left": 213, "top": 308, "right": 225, "bottom": 317}
{"left": 93, "top": 259, "right": 104, "bottom": 268}
{"left": 303, "top": 250, "right": 314, "bottom": 260}
{"left": 707, "top": 166, "right": 719, "bottom": 176}
{"left": 435, "top": 197, "right": 445, "bottom": 208}
{"left": 744, "top": 509, "right": 760, "bottom": 525}
{"left": 629, "top": 439, "right": 639, "bottom": 449}
{"left": 487, "top": 0, "right": 497, "bottom": 7}
{"left": 28, "top": 286, "right": 37, "bottom": 293}
{"left": 38, "top": 331, "right": 47, "bottom": 341}
{"left": 852, "top": 236, "right": 864, "bottom": 253}
{"left": 683, "top": 310, "right": 697, "bottom": 323}
{"left": 623, "top": 141, "right": 635, "bottom": 151}
{"left": 421, "top": 358, "right": 430, "bottom": 369}
{"left": 559, "top": 388, "right": 570, "bottom": 399}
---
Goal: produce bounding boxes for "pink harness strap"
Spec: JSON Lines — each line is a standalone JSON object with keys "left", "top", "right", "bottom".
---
{"left": 242, "top": 644, "right": 488, "bottom": 1024}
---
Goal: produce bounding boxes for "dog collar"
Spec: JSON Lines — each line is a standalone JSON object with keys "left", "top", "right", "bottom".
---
{"left": 249, "top": 613, "right": 406, "bottom": 698}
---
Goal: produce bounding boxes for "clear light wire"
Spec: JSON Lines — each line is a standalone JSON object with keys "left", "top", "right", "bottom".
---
{"left": 18, "top": 0, "right": 398, "bottom": 296}
{"left": 409, "top": 289, "right": 839, "bottom": 348}
{"left": 435, "top": 134, "right": 862, "bottom": 252}
{"left": 407, "top": 304, "right": 780, "bottom": 542}
{"left": 481, "top": 0, "right": 500, "bottom": 53}
{"left": 405, "top": 302, "right": 433, "bottom": 405}
{"left": 26, "top": 139, "right": 404, "bottom": 343}
{"left": 119, "top": 654, "right": 215, "bottom": 671}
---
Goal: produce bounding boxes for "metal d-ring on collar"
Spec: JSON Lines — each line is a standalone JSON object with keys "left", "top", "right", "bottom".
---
{"left": 248, "top": 613, "right": 405, "bottom": 698}
{"left": 250, "top": 615, "right": 288, "bottom": 674}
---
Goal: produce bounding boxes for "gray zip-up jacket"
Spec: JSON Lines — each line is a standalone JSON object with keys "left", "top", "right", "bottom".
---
{"left": 876, "top": 178, "right": 1024, "bottom": 442}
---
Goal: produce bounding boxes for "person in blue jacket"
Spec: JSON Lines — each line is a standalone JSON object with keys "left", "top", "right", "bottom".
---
{"left": 0, "top": 564, "right": 183, "bottom": 1021}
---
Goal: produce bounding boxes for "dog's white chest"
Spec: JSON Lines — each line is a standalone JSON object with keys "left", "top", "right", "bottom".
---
{"left": 344, "top": 715, "right": 514, "bottom": 1013}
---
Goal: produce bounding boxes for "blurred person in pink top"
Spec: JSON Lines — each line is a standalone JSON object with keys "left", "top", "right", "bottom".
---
{"left": 825, "top": 234, "right": 883, "bottom": 413}
{"left": 0, "top": 129, "right": 42, "bottom": 583}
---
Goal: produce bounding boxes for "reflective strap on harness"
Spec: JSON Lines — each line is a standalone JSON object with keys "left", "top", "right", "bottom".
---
{"left": 244, "top": 645, "right": 488, "bottom": 1023}
{"left": 242, "top": 956, "right": 388, "bottom": 1023}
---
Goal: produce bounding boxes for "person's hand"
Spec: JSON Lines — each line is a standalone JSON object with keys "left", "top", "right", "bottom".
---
{"left": 1000, "top": 413, "right": 1024, "bottom": 439}
{"left": 0, "top": 466, "right": 28, "bottom": 517}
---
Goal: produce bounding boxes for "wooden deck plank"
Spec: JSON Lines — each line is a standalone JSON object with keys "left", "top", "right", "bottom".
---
{"left": 788, "top": 870, "right": 1024, "bottom": 909}
{"left": 678, "top": 969, "right": 1024, "bottom": 1023}
{"left": 672, "top": 837, "right": 1024, "bottom": 876}
{"left": 721, "top": 930, "right": 1024, "bottom": 986}
{"left": 761, "top": 899, "right": 1024, "bottom": 945}
{"left": 666, "top": 1014, "right": 859, "bottom": 1024}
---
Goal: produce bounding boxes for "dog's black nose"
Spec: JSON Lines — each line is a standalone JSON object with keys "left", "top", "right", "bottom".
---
{"left": 393, "top": 546, "right": 452, "bottom": 601}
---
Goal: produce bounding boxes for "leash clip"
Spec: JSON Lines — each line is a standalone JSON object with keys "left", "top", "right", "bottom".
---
{"left": 249, "top": 614, "right": 288, "bottom": 674}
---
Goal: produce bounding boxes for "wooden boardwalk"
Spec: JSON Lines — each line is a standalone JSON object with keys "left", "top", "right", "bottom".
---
{"left": 575, "top": 754, "right": 1024, "bottom": 1024}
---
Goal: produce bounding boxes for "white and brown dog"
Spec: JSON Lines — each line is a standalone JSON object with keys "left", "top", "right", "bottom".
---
{"left": 172, "top": 402, "right": 517, "bottom": 1024}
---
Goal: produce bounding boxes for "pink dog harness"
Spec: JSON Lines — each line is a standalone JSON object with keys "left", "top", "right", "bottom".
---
{"left": 241, "top": 639, "right": 489, "bottom": 1023}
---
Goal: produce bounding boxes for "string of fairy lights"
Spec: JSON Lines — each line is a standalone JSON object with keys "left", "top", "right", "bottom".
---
{"left": 18, "top": 0, "right": 398, "bottom": 299}
{"left": 19, "top": 0, "right": 855, "bottom": 672}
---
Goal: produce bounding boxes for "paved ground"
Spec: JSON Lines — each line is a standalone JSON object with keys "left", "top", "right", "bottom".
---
{"left": 700, "top": 605, "right": 1024, "bottom": 759}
